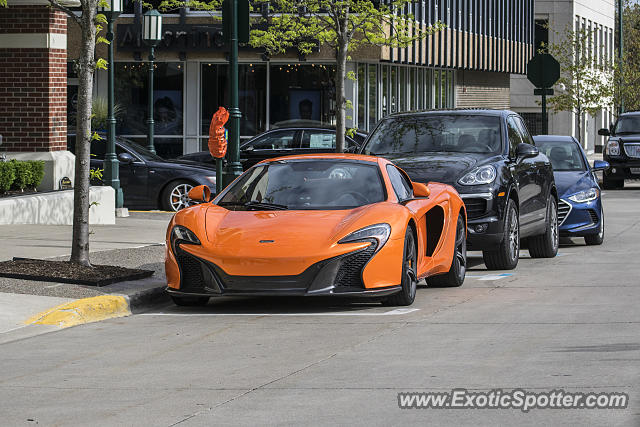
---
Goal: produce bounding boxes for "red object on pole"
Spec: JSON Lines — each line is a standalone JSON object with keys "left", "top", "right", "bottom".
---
{"left": 208, "top": 106, "right": 229, "bottom": 159}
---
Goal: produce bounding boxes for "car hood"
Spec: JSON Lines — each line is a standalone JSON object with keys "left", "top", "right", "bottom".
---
{"left": 380, "top": 152, "right": 499, "bottom": 185}
{"left": 148, "top": 159, "right": 217, "bottom": 173}
{"left": 554, "top": 171, "right": 596, "bottom": 198}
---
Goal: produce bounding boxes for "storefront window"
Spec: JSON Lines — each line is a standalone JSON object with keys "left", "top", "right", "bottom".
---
{"left": 357, "top": 64, "right": 366, "bottom": 128}
{"left": 382, "top": 65, "right": 389, "bottom": 117}
{"left": 399, "top": 67, "right": 406, "bottom": 112}
{"left": 269, "top": 63, "right": 336, "bottom": 127}
{"left": 390, "top": 66, "right": 397, "bottom": 114}
{"left": 368, "top": 64, "right": 378, "bottom": 128}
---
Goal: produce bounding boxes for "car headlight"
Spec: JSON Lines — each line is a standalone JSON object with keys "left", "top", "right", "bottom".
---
{"left": 458, "top": 165, "right": 497, "bottom": 185}
{"left": 568, "top": 188, "right": 599, "bottom": 203}
{"left": 170, "top": 225, "right": 201, "bottom": 253}
{"left": 338, "top": 223, "right": 391, "bottom": 252}
{"left": 605, "top": 140, "right": 620, "bottom": 156}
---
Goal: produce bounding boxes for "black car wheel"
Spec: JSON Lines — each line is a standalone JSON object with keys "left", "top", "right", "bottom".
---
{"left": 427, "top": 212, "right": 466, "bottom": 287}
{"left": 585, "top": 208, "right": 605, "bottom": 246}
{"left": 528, "top": 197, "right": 559, "bottom": 258}
{"left": 602, "top": 174, "right": 624, "bottom": 190}
{"left": 162, "top": 180, "right": 194, "bottom": 211}
{"left": 383, "top": 227, "right": 417, "bottom": 306}
{"left": 170, "top": 295, "right": 210, "bottom": 306}
{"left": 483, "top": 198, "right": 519, "bottom": 270}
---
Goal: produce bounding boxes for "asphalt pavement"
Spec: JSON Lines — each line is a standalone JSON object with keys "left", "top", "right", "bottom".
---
{"left": 0, "top": 188, "right": 639, "bottom": 425}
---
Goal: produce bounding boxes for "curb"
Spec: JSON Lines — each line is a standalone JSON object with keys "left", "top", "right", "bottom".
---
{"left": 24, "top": 284, "right": 169, "bottom": 329}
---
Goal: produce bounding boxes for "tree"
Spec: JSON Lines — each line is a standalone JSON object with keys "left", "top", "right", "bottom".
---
{"left": 1, "top": 0, "right": 108, "bottom": 266}
{"left": 160, "top": 0, "right": 444, "bottom": 153}
{"left": 542, "top": 24, "right": 614, "bottom": 145}
{"left": 615, "top": 0, "right": 640, "bottom": 112}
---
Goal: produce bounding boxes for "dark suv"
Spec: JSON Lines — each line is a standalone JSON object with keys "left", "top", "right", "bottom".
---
{"left": 359, "top": 109, "right": 558, "bottom": 270}
{"left": 599, "top": 111, "right": 640, "bottom": 189}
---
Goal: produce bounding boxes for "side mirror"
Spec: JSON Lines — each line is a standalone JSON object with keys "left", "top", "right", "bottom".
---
{"left": 598, "top": 128, "right": 610, "bottom": 137}
{"left": 188, "top": 185, "right": 211, "bottom": 203}
{"left": 592, "top": 160, "right": 610, "bottom": 171}
{"left": 516, "top": 143, "right": 539, "bottom": 159}
{"left": 118, "top": 152, "right": 134, "bottom": 164}
{"left": 412, "top": 182, "right": 431, "bottom": 198}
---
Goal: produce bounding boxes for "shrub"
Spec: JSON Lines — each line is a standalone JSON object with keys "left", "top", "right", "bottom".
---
{"left": 10, "top": 160, "right": 32, "bottom": 190}
{"left": 0, "top": 162, "right": 16, "bottom": 193}
{"left": 29, "top": 161, "right": 45, "bottom": 188}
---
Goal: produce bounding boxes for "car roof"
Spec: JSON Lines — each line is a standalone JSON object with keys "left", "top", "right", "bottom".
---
{"left": 387, "top": 108, "right": 515, "bottom": 119}
{"left": 533, "top": 135, "right": 578, "bottom": 143}
{"left": 259, "top": 153, "right": 380, "bottom": 164}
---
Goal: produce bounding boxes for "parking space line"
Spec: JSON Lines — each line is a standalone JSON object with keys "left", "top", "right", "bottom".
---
{"left": 466, "top": 273, "right": 514, "bottom": 281}
{"left": 140, "top": 308, "right": 420, "bottom": 317}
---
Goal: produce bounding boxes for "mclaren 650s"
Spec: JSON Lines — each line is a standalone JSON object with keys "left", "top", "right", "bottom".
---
{"left": 165, "top": 154, "right": 467, "bottom": 307}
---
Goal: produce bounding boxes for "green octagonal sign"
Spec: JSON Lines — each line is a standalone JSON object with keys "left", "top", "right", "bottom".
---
{"left": 527, "top": 53, "right": 560, "bottom": 89}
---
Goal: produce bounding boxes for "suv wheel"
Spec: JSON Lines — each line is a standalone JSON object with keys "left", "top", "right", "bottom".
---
{"left": 483, "top": 198, "right": 519, "bottom": 270}
{"left": 528, "top": 196, "right": 559, "bottom": 258}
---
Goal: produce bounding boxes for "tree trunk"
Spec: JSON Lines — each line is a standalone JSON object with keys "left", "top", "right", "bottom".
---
{"left": 70, "top": 7, "right": 97, "bottom": 267}
{"left": 334, "top": 37, "right": 349, "bottom": 153}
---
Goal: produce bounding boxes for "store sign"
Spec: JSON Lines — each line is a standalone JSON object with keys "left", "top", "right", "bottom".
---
{"left": 117, "top": 24, "right": 226, "bottom": 52}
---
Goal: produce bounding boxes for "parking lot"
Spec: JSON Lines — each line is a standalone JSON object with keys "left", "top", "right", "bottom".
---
{"left": 0, "top": 186, "right": 639, "bottom": 426}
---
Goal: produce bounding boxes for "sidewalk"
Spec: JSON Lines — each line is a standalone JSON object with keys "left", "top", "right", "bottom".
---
{"left": 0, "top": 212, "right": 173, "bottom": 343}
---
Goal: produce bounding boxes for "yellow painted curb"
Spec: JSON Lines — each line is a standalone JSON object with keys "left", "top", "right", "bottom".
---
{"left": 25, "top": 295, "right": 131, "bottom": 328}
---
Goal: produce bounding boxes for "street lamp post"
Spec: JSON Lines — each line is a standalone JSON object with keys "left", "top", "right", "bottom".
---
{"left": 99, "top": 0, "right": 123, "bottom": 208}
{"left": 224, "top": 0, "right": 243, "bottom": 186}
{"left": 142, "top": 10, "right": 163, "bottom": 154}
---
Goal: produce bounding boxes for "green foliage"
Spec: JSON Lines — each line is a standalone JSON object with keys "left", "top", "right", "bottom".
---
{"left": 10, "top": 160, "right": 32, "bottom": 190}
{"left": 91, "top": 98, "right": 123, "bottom": 131}
{"left": 95, "top": 58, "right": 108, "bottom": 70}
{"left": 29, "top": 161, "right": 45, "bottom": 188}
{"left": 0, "top": 162, "right": 15, "bottom": 193}
{"left": 615, "top": 0, "right": 640, "bottom": 112}
{"left": 90, "top": 168, "right": 104, "bottom": 181}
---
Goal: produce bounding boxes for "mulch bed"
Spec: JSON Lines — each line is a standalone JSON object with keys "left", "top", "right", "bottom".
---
{"left": 0, "top": 258, "right": 154, "bottom": 287}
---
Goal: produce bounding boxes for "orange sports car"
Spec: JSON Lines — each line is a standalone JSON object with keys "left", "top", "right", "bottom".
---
{"left": 165, "top": 154, "right": 467, "bottom": 307}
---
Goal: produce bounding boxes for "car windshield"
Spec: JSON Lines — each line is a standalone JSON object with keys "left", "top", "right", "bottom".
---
{"left": 362, "top": 115, "right": 503, "bottom": 155}
{"left": 217, "top": 160, "right": 386, "bottom": 210}
{"left": 536, "top": 140, "right": 586, "bottom": 172}
{"left": 614, "top": 116, "right": 640, "bottom": 134}
{"left": 119, "top": 138, "right": 164, "bottom": 162}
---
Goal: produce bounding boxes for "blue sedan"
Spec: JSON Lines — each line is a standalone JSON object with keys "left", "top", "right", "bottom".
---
{"left": 534, "top": 135, "right": 609, "bottom": 246}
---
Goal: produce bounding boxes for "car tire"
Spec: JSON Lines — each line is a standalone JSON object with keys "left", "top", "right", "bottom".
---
{"left": 602, "top": 175, "right": 624, "bottom": 190}
{"left": 162, "top": 180, "right": 194, "bottom": 212}
{"left": 383, "top": 227, "right": 417, "bottom": 306}
{"left": 585, "top": 209, "right": 605, "bottom": 246}
{"left": 427, "top": 212, "right": 466, "bottom": 288}
{"left": 483, "top": 198, "right": 519, "bottom": 270}
{"left": 528, "top": 197, "right": 559, "bottom": 258}
{"left": 170, "top": 295, "right": 210, "bottom": 306}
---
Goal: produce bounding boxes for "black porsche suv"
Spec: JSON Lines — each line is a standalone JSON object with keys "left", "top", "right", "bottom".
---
{"left": 360, "top": 109, "right": 558, "bottom": 270}
{"left": 599, "top": 111, "right": 640, "bottom": 189}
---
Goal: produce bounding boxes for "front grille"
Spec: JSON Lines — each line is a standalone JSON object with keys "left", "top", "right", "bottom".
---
{"left": 587, "top": 209, "right": 599, "bottom": 224}
{"left": 558, "top": 200, "right": 572, "bottom": 225}
{"left": 623, "top": 143, "right": 640, "bottom": 158}
{"left": 463, "top": 198, "right": 487, "bottom": 219}
{"left": 176, "top": 247, "right": 205, "bottom": 290}
{"left": 334, "top": 244, "right": 376, "bottom": 288}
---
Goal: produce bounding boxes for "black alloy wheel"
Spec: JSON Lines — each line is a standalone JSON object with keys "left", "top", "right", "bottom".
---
{"left": 483, "top": 198, "right": 520, "bottom": 270}
{"left": 427, "top": 212, "right": 466, "bottom": 287}
{"left": 528, "top": 196, "right": 559, "bottom": 258}
{"left": 383, "top": 227, "right": 417, "bottom": 306}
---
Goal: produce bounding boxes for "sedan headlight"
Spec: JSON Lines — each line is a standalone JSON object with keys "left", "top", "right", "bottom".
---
{"left": 170, "top": 225, "right": 201, "bottom": 253}
{"left": 458, "top": 165, "right": 497, "bottom": 185}
{"left": 338, "top": 223, "right": 391, "bottom": 252}
{"left": 568, "top": 188, "right": 599, "bottom": 203}
{"left": 605, "top": 140, "right": 620, "bottom": 156}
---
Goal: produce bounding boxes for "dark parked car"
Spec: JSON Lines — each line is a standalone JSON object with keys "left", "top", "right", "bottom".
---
{"left": 359, "top": 109, "right": 559, "bottom": 270}
{"left": 534, "top": 135, "right": 609, "bottom": 246}
{"left": 176, "top": 127, "right": 364, "bottom": 169}
{"left": 70, "top": 136, "right": 217, "bottom": 211}
{"left": 599, "top": 111, "right": 640, "bottom": 189}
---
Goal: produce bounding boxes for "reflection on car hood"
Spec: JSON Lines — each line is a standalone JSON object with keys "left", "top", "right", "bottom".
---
{"left": 149, "top": 159, "right": 217, "bottom": 172}
{"left": 554, "top": 171, "right": 596, "bottom": 198}
{"left": 380, "top": 152, "right": 498, "bottom": 185}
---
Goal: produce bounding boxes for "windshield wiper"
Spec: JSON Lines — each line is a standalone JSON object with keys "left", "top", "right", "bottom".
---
{"left": 218, "top": 200, "right": 288, "bottom": 210}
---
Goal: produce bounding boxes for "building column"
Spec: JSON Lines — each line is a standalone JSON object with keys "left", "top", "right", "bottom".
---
{"left": 0, "top": 2, "right": 74, "bottom": 190}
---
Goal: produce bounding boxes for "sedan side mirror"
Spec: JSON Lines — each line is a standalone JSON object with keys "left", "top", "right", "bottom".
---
{"left": 118, "top": 152, "right": 134, "bottom": 164}
{"left": 598, "top": 128, "right": 610, "bottom": 137}
{"left": 412, "top": 182, "right": 431, "bottom": 198}
{"left": 592, "top": 160, "right": 610, "bottom": 171}
{"left": 188, "top": 185, "right": 211, "bottom": 203}
{"left": 516, "top": 143, "right": 539, "bottom": 159}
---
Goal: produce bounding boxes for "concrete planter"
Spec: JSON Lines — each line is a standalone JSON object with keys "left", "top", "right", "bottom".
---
{"left": 0, "top": 186, "right": 115, "bottom": 225}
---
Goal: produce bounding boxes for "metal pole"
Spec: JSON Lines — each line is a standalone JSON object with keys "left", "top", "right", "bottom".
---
{"left": 216, "top": 158, "right": 223, "bottom": 194}
{"left": 147, "top": 45, "right": 156, "bottom": 154}
{"left": 104, "top": 17, "right": 124, "bottom": 208}
{"left": 224, "top": 0, "right": 243, "bottom": 186}
{"left": 618, "top": 0, "right": 624, "bottom": 114}
{"left": 542, "top": 92, "right": 548, "bottom": 135}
